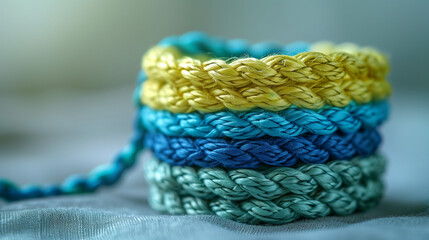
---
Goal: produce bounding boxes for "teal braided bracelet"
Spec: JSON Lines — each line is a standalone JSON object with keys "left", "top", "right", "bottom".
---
{"left": 141, "top": 101, "right": 389, "bottom": 139}
{"left": 144, "top": 155, "right": 385, "bottom": 201}
{"left": 148, "top": 178, "right": 384, "bottom": 225}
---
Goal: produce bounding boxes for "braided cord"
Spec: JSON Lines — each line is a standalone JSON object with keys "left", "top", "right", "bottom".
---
{"left": 157, "top": 32, "right": 388, "bottom": 79}
{"left": 310, "top": 42, "right": 389, "bottom": 79}
{"left": 144, "top": 155, "right": 385, "bottom": 201}
{"left": 140, "top": 101, "right": 388, "bottom": 139}
{"left": 143, "top": 45, "right": 389, "bottom": 89}
{"left": 141, "top": 77, "right": 391, "bottom": 113}
{"left": 148, "top": 178, "right": 384, "bottom": 225}
{"left": 141, "top": 34, "right": 390, "bottom": 113}
{"left": 144, "top": 129, "right": 381, "bottom": 168}
{"left": 0, "top": 114, "right": 145, "bottom": 201}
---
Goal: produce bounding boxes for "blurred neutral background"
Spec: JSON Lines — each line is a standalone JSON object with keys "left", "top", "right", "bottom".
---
{"left": 1, "top": 0, "right": 429, "bottom": 92}
{"left": 0, "top": 0, "right": 428, "bottom": 213}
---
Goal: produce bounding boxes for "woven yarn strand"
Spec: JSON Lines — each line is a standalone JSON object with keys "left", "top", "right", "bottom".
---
{"left": 0, "top": 118, "right": 145, "bottom": 201}
{"left": 144, "top": 129, "right": 381, "bottom": 168}
{"left": 310, "top": 42, "right": 389, "bottom": 79}
{"left": 143, "top": 46, "right": 389, "bottom": 88}
{"left": 148, "top": 178, "right": 384, "bottom": 225}
{"left": 140, "top": 101, "right": 388, "bottom": 139}
{"left": 141, "top": 77, "right": 391, "bottom": 113}
{"left": 144, "top": 155, "right": 385, "bottom": 201}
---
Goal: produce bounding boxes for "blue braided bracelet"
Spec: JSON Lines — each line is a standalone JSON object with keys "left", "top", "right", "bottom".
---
{"left": 159, "top": 31, "right": 309, "bottom": 58}
{"left": 140, "top": 101, "right": 388, "bottom": 139}
{"left": 144, "top": 128, "right": 381, "bottom": 168}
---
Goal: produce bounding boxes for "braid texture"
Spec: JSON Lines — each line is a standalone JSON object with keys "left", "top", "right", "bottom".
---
{"left": 144, "top": 129, "right": 381, "bottom": 168}
{"left": 310, "top": 42, "right": 389, "bottom": 80}
{"left": 140, "top": 101, "right": 388, "bottom": 139}
{"left": 148, "top": 178, "right": 384, "bottom": 225}
{"left": 142, "top": 33, "right": 389, "bottom": 224}
{"left": 141, "top": 77, "right": 391, "bottom": 113}
{"left": 143, "top": 46, "right": 389, "bottom": 88}
{"left": 144, "top": 155, "right": 385, "bottom": 201}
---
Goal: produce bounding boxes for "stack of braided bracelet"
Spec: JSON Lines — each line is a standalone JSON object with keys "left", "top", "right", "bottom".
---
{"left": 0, "top": 32, "right": 391, "bottom": 225}
{"left": 140, "top": 32, "right": 391, "bottom": 224}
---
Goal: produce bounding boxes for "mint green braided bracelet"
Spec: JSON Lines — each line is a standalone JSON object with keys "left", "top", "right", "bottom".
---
{"left": 148, "top": 178, "right": 383, "bottom": 225}
{"left": 144, "top": 155, "right": 385, "bottom": 201}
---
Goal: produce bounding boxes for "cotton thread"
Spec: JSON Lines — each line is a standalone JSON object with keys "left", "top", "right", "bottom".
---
{"left": 310, "top": 42, "right": 389, "bottom": 79}
{"left": 144, "top": 129, "right": 380, "bottom": 168}
{"left": 140, "top": 101, "right": 388, "bottom": 139}
{"left": 140, "top": 34, "right": 390, "bottom": 112}
{"left": 143, "top": 46, "right": 389, "bottom": 88}
{"left": 148, "top": 178, "right": 384, "bottom": 225}
{"left": 157, "top": 32, "right": 387, "bottom": 81}
{"left": 144, "top": 155, "right": 385, "bottom": 201}
{"left": 141, "top": 77, "right": 391, "bottom": 113}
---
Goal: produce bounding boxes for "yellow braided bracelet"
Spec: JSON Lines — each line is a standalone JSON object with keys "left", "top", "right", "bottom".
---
{"left": 140, "top": 44, "right": 390, "bottom": 113}
{"left": 141, "top": 77, "right": 390, "bottom": 113}
{"left": 142, "top": 45, "right": 389, "bottom": 88}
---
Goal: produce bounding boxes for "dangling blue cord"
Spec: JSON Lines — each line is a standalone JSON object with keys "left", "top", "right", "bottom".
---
{"left": 0, "top": 117, "right": 145, "bottom": 202}
{"left": 0, "top": 71, "right": 146, "bottom": 202}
